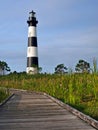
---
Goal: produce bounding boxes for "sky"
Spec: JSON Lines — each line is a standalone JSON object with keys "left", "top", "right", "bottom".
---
{"left": 0, "top": 0, "right": 98, "bottom": 73}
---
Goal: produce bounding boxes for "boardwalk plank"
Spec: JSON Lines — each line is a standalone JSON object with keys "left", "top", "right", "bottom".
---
{"left": 0, "top": 91, "right": 97, "bottom": 130}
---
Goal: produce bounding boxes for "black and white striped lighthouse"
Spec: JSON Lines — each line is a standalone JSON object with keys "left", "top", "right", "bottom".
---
{"left": 26, "top": 10, "right": 38, "bottom": 74}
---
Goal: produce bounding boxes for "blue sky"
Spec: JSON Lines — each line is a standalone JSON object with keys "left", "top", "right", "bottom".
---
{"left": 0, "top": 0, "right": 98, "bottom": 73}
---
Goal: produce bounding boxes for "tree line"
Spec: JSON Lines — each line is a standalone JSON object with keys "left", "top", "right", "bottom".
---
{"left": 55, "top": 59, "right": 97, "bottom": 74}
{"left": 0, "top": 59, "right": 97, "bottom": 75}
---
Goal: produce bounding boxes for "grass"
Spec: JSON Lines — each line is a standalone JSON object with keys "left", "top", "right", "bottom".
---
{"left": 0, "top": 73, "right": 98, "bottom": 120}
{"left": 0, "top": 88, "right": 9, "bottom": 103}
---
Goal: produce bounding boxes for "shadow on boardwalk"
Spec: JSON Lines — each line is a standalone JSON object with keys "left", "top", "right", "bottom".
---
{"left": 0, "top": 90, "right": 97, "bottom": 130}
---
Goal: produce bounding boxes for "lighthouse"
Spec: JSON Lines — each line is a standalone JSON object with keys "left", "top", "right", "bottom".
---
{"left": 26, "top": 10, "right": 39, "bottom": 74}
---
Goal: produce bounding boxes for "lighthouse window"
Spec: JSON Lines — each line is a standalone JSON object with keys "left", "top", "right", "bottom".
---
{"left": 30, "top": 13, "right": 35, "bottom": 18}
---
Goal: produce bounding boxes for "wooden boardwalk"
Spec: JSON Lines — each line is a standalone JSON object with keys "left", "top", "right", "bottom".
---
{"left": 0, "top": 91, "right": 97, "bottom": 130}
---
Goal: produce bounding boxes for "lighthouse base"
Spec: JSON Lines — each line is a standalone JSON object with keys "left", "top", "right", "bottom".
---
{"left": 26, "top": 67, "right": 38, "bottom": 74}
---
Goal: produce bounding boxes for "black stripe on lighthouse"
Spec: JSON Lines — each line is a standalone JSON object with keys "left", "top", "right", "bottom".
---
{"left": 28, "top": 37, "right": 37, "bottom": 47}
{"left": 26, "top": 10, "right": 38, "bottom": 74}
{"left": 27, "top": 57, "right": 38, "bottom": 67}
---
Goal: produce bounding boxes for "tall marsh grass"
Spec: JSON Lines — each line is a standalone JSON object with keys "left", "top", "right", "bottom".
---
{"left": 0, "top": 73, "right": 98, "bottom": 120}
{"left": 0, "top": 87, "right": 9, "bottom": 103}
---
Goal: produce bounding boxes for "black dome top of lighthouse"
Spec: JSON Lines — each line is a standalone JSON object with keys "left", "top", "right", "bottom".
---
{"left": 27, "top": 10, "right": 38, "bottom": 26}
{"left": 29, "top": 10, "right": 35, "bottom": 18}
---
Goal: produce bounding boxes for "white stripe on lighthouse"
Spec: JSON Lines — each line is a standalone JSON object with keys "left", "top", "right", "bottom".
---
{"left": 26, "top": 67, "right": 38, "bottom": 74}
{"left": 27, "top": 47, "right": 38, "bottom": 57}
{"left": 28, "top": 26, "right": 36, "bottom": 37}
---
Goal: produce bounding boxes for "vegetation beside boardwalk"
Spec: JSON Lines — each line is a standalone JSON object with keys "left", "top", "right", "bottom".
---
{"left": 0, "top": 88, "right": 9, "bottom": 103}
{"left": 0, "top": 73, "right": 98, "bottom": 120}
